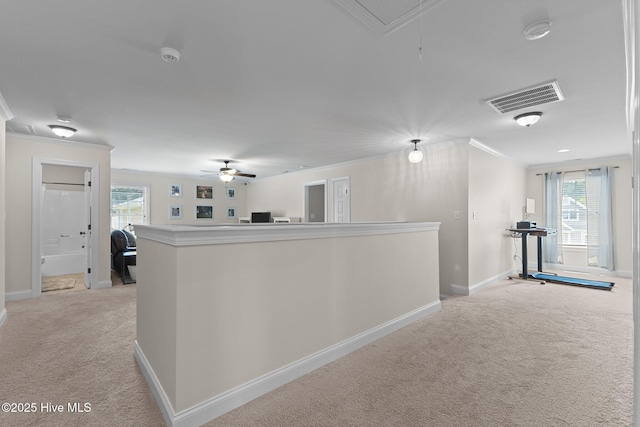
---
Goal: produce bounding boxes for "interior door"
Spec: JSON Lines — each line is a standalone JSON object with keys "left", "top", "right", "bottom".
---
{"left": 332, "top": 177, "right": 350, "bottom": 223}
{"left": 83, "top": 168, "right": 92, "bottom": 288}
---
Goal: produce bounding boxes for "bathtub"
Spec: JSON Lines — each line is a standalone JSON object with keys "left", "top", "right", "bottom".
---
{"left": 41, "top": 238, "right": 86, "bottom": 277}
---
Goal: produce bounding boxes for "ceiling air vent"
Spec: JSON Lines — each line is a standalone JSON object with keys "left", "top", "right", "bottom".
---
{"left": 485, "top": 80, "right": 564, "bottom": 114}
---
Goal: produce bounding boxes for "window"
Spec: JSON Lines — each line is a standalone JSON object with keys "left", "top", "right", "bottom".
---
{"left": 111, "top": 185, "right": 149, "bottom": 230}
{"left": 561, "top": 172, "right": 587, "bottom": 245}
{"left": 545, "top": 166, "right": 614, "bottom": 270}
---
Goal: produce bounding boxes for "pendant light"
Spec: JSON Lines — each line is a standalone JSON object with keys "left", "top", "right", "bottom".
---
{"left": 408, "top": 139, "right": 424, "bottom": 163}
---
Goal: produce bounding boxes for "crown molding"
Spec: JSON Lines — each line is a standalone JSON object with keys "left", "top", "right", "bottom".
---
{"left": 6, "top": 132, "right": 113, "bottom": 151}
{"left": 0, "top": 91, "right": 14, "bottom": 121}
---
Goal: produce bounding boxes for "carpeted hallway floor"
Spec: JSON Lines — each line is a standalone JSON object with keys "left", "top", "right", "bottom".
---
{"left": 0, "top": 272, "right": 633, "bottom": 426}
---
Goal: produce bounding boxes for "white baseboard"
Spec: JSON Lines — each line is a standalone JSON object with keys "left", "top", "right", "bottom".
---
{"left": 134, "top": 342, "right": 175, "bottom": 427}
{"left": 542, "top": 263, "right": 630, "bottom": 279}
{"left": 135, "top": 299, "right": 442, "bottom": 427}
{"left": 617, "top": 270, "right": 633, "bottom": 278}
{"left": 450, "top": 269, "right": 515, "bottom": 296}
{"left": 5, "top": 290, "right": 33, "bottom": 301}
{"left": 93, "top": 280, "right": 112, "bottom": 289}
{"left": 6, "top": 280, "right": 112, "bottom": 300}
{"left": 0, "top": 308, "right": 7, "bottom": 329}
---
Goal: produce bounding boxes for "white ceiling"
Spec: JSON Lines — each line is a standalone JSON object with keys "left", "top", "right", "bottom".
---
{"left": 0, "top": 0, "right": 629, "bottom": 180}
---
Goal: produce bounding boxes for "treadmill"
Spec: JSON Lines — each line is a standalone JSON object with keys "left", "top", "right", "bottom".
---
{"left": 508, "top": 224, "right": 614, "bottom": 291}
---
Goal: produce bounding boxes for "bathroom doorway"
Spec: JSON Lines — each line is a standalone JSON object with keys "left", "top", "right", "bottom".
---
{"left": 31, "top": 158, "right": 99, "bottom": 297}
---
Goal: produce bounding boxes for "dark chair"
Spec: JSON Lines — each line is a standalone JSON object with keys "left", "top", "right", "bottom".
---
{"left": 111, "top": 229, "right": 136, "bottom": 284}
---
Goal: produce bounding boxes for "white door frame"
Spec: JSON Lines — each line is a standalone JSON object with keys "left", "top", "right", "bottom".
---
{"left": 304, "top": 180, "right": 327, "bottom": 223}
{"left": 31, "top": 158, "right": 100, "bottom": 297}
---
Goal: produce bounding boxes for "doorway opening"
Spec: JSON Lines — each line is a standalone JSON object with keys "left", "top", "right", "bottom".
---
{"left": 31, "top": 158, "right": 100, "bottom": 297}
{"left": 304, "top": 180, "right": 327, "bottom": 223}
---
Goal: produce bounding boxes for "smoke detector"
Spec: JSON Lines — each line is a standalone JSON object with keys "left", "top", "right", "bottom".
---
{"left": 160, "top": 47, "right": 181, "bottom": 63}
{"left": 524, "top": 21, "right": 552, "bottom": 41}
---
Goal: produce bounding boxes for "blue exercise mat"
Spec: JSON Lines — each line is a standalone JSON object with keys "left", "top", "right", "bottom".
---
{"left": 529, "top": 273, "right": 614, "bottom": 290}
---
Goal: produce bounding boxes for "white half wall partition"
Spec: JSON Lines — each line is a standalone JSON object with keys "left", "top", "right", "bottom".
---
{"left": 134, "top": 221, "right": 441, "bottom": 427}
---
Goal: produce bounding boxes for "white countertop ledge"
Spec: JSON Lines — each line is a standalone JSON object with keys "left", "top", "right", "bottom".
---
{"left": 134, "top": 221, "right": 441, "bottom": 246}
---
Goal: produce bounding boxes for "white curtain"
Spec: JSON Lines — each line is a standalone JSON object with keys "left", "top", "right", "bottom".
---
{"left": 586, "top": 167, "right": 615, "bottom": 270}
{"left": 544, "top": 172, "right": 564, "bottom": 264}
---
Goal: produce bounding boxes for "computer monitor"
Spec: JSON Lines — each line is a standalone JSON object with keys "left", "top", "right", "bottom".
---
{"left": 251, "top": 212, "right": 272, "bottom": 223}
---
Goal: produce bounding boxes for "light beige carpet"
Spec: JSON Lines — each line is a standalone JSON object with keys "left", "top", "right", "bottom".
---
{"left": 207, "top": 274, "right": 632, "bottom": 427}
{"left": 0, "top": 272, "right": 632, "bottom": 427}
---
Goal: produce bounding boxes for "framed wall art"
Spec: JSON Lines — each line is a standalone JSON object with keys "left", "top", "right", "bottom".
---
{"left": 196, "top": 185, "right": 213, "bottom": 199}
{"left": 226, "top": 187, "right": 236, "bottom": 199}
{"left": 196, "top": 205, "right": 214, "bottom": 219}
{"left": 170, "top": 184, "right": 182, "bottom": 197}
{"left": 170, "top": 205, "right": 182, "bottom": 220}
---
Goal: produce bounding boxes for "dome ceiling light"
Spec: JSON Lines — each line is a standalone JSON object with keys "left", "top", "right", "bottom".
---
{"left": 48, "top": 125, "right": 77, "bottom": 138}
{"left": 514, "top": 112, "right": 542, "bottom": 127}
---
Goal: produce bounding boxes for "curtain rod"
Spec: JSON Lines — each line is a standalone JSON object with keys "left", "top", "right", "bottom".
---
{"left": 42, "top": 181, "right": 85, "bottom": 186}
{"left": 535, "top": 166, "right": 619, "bottom": 176}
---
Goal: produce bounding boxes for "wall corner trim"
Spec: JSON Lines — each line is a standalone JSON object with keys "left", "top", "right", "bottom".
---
{"left": 0, "top": 308, "right": 7, "bottom": 329}
{"left": 135, "top": 300, "right": 441, "bottom": 427}
{"left": 0, "top": 91, "right": 14, "bottom": 120}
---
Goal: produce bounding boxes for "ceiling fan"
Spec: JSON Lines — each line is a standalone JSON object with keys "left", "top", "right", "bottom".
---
{"left": 201, "top": 160, "right": 256, "bottom": 182}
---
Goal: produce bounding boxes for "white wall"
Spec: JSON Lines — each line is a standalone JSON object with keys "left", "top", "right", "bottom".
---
{"left": 135, "top": 223, "right": 441, "bottom": 420}
{"left": 525, "top": 156, "right": 632, "bottom": 276}
{"left": 5, "top": 134, "right": 112, "bottom": 295}
{"left": 468, "top": 143, "right": 527, "bottom": 288}
{"left": 111, "top": 170, "right": 247, "bottom": 225}
{"left": 247, "top": 140, "right": 475, "bottom": 294}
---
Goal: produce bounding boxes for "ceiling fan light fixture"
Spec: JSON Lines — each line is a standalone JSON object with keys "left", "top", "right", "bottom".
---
{"left": 48, "top": 125, "right": 77, "bottom": 138}
{"left": 408, "top": 139, "right": 424, "bottom": 163}
{"left": 514, "top": 112, "right": 542, "bottom": 127}
{"left": 220, "top": 173, "right": 234, "bottom": 183}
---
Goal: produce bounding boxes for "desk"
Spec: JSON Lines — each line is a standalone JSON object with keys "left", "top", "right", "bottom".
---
{"left": 508, "top": 228, "right": 556, "bottom": 279}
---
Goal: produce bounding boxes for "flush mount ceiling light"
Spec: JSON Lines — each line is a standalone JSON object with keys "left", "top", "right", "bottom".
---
{"left": 524, "top": 20, "right": 552, "bottom": 41}
{"left": 514, "top": 112, "right": 542, "bottom": 127}
{"left": 408, "top": 139, "right": 424, "bottom": 163}
{"left": 48, "top": 125, "right": 77, "bottom": 138}
{"left": 160, "top": 47, "right": 181, "bottom": 63}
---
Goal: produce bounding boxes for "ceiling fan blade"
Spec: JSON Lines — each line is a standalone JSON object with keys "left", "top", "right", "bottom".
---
{"left": 234, "top": 172, "right": 256, "bottom": 178}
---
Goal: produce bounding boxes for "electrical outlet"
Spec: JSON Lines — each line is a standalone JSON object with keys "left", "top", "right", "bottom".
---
{"left": 453, "top": 210, "right": 461, "bottom": 220}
